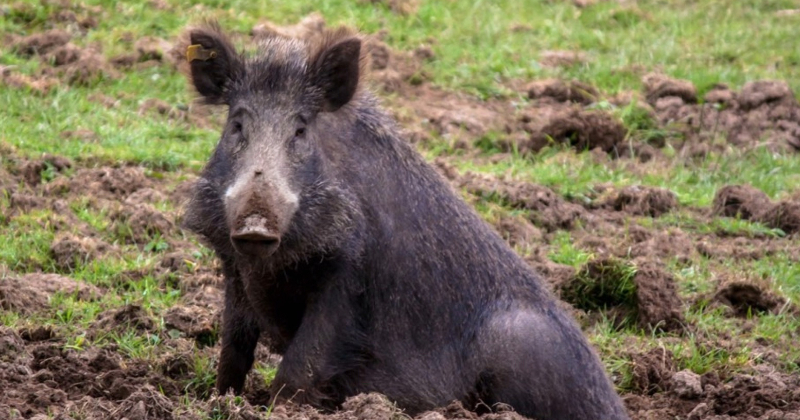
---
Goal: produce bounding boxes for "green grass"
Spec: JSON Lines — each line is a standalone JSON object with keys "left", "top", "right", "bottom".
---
{"left": 561, "top": 257, "right": 638, "bottom": 314}
{"left": 3, "top": 0, "right": 800, "bottom": 414}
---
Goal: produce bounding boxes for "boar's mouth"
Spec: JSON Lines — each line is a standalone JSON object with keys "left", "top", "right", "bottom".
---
{"left": 230, "top": 214, "right": 281, "bottom": 257}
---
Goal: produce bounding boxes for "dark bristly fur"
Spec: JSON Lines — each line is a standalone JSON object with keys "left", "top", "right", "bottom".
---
{"left": 180, "top": 22, "right": 629, "bottom": 420}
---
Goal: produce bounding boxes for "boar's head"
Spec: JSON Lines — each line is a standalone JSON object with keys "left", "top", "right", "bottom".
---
{"left": 182, "top": 23, "right": 362, "bottom": 259}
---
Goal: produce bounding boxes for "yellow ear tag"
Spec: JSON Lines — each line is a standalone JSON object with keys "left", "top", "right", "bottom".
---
{"left": 186, "top": 44, "right": 218, "bottom": 62}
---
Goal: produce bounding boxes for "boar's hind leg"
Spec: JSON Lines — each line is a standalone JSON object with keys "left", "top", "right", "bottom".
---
{"left": 476, "top": 308, "right": 629, "bottom": 420}
{"left": 216, "top": 277, "right": 261, "bottom": 395}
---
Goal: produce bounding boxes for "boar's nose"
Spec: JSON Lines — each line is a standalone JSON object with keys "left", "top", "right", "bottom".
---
{"left": 231, "top": 215, "right": 281, "bottom": 257}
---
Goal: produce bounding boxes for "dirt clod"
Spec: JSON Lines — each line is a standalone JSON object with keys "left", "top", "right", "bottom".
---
{"left": 713, "top": 281, "right": 787, "bottom": 317}
{"left": 539, "top": 50, "right": 586, "bottom": 68}
{"left": 134, "top": 36, "right": 175, "bottom": 64}
{"left": 672, "top": 370, "right": 703, "bottom": 399}
{"left": 361, "top": 0, "right": 419, "bottom": 15}
{"left": 704, "top": 84, "right": 736, "bottom": 106}
{"left": 643, "top": 73, "right": 697, "bottom": 104}
{"left": 55, "top": 50, "right": 120, "bottom": 86}
{"left": 163, "top": 305, "right": 218, "bottom": 345}
{"left": 252, "top": 12, "right": 326, "bottom": 41}
{"left": 633, "top": 261, "right": 685, "bottom": 332}
{"left": 69, "top": 167, "right": 150, "bottom": 198}
{"left": 527, "top": 107, "right": 627, "bottom": 153}
{"left": 709, "top": 366, "right": 800, "bottom": 416}
{"left": 712, "top": 185, "right": 772, "bottom": 220}
{"left": 759, "top": 200, "right": 800, "bottom": 234}
{"left": 603, "top": 185, "right": 678, "bottom": 217}
{"left": 48, "top": 43, "right": 83, "bottom": 66}
{"left": 560, "top": 258, "right": 684, "bottom": 331}
{"left": 0, "top": 66, "right": 61, "bottom": 94}
{"left": 526, "top": 79, "right": 599, "bottom": 104}
{"left": 12, "top": 30, "right": 71, "bottom": 56}
{"left": 114, "top": 203, "right": 175, "bottom": 243}
{"left": 560, "top": 257, "right": 637, "bottom": 320}
{"left": 0, "top": 273, "right": 99, "bottom": 314}
{"left": 630, "top": 347, "right": 676, "bottom": 395}
{"left": 493, "top": 215, "right": 543, "bottom": 250}
{"left": 92, "top": 305, "right": 155, "bottom": 333}
{"left": 712, "top": 185, "right": 800, "bottom": 234}
{"left": 110, "top": 385, "right": 175, "bottom": 420}
{"left": 50, "top": 233, "right": 104, "bottom": 271}
{"left": 738, "top": 80, "right": 796, "bottom": 111}
{"left": 0, "top": 327, "right": 27, "bottom": 363}
{"left": 20, "top": 154, "right": 72, "bottom": 186}
{"left": 125, "top": 187, "right": 167, "bottom": 206}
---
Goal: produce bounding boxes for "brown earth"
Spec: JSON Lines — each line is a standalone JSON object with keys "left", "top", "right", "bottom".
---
{"left": 712, "top": 184, "right": 800, "bottom": 234}
{"left": 3, "top": 10, "right": 800, "bottom": 420}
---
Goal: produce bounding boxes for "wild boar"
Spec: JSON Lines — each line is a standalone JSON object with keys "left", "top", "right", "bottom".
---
{"left": 181, "top": 23, "right": 629, "bottom": 420}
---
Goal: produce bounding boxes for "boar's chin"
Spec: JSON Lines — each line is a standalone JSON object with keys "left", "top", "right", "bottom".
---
{"left": 230, "top": 215, "right": 281, "bottom": 257}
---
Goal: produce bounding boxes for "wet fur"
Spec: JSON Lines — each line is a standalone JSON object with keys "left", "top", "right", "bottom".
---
{"left": 181, "top": 23, "right": 629, "bottom": 420}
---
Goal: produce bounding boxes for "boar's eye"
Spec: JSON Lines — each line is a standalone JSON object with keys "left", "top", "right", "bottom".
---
{"left": 230, "top": 120, "right": 247, "bottom": 154}
{"left": 232, "top": 121, "right": 243, "bottom": 133}
{"left": 294, "top": 127, "right": 305, "bottom": 137}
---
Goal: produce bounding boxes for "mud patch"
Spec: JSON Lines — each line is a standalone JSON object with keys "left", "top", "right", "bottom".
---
{"left": 0, "top": 340, "right": 181, "bottom": 418}
{"left": 712, "top": 280, "right": 789, "bottom": 317}
{"left": 125, "top": 187, "right": 169, "bottom": 206}
{"left": 163, "top": 304, "right": 219, "bottom": 346}
{"left": 708, "top": 365, "right": 800, "bottom": 417}
{"left": 0, "top": 327, "right": 28, "bottom": 363}
{"left": 630, "top": 228, "right": 697, "bottom": 263}
{"left": 91, "top": 304, "right": 155, "bottom": 335}
{"left": 68, "top": 167, "right": 151, "bottom": 199}
{"left": 0, "top": 273, "right": 100, "bottom": 314}
{"left": 650, "top": 77, "right": 800, "bottom": 151}
{"left": 12, "top": 28, "right": 120, "bottom": 86}
{"left": 438, "top": 164, "right": 587, "bottom": 231}
{"left": 38, "top": 41, "right": 121, "bottom": 86}
{"left": 108, "top": 384, "right": 176, "bottom": 419}
{"left": 597, "top": 185, "right": 678, "bottom": 217}
{"left": 492, "top": 215, "right": 543, "bottom": 250}
{"left": 18, "top": 154, "right": 72, "bottom": 186}
{"left": 134, "top": 36, "right": 179, "bottom": 65}
{"left": 50, "top": 233, "right": 108, "bottom": 271}
{"left": 112, "top": 203, "right": 175, "bottom": 244}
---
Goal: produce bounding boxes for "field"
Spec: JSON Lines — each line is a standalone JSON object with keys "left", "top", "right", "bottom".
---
{"left": 2, "top": 0, "right": 800, "bottom": 419}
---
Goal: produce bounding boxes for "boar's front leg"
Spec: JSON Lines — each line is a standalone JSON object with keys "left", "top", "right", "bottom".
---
{"left": 270, "top": 266, "right": 363, "bottom": 408}
{"left": 216, "top": 272, "right": 261, "bottom": 395}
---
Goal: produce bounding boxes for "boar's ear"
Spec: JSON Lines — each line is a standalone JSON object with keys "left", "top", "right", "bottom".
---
{"left": 310, "top": 36, "right": 362, "bottom": 112}
{"left": 184, "top": 24, "right": 242, "bottom": 105}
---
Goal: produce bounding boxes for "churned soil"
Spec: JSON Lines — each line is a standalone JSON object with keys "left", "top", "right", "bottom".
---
{"left": 4, "top": 8, "right": 800, "bottom": 420}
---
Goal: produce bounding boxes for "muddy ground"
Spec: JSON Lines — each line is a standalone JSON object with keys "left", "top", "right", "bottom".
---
{"left": 3, "top": 6, "right": 800, "bottom": 420}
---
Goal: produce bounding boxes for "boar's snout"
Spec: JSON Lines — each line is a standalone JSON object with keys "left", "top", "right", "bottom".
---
{"left": 231, "top": 214, "right": 281, "bottom": 257}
